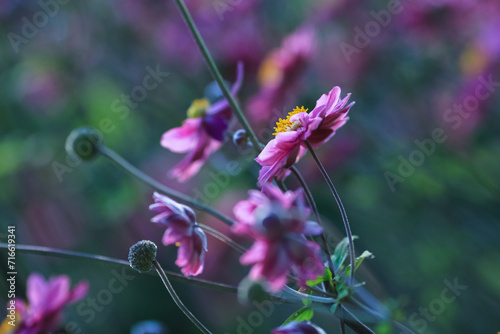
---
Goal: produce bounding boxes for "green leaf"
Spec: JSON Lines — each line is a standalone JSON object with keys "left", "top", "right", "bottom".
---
{"left": 343, "top": 250, "right": 374, "bottom": 277}
{"left": 331, "top": 236, "right": 358, "bottom": 270}
{"left": 306, "top": 268, "right": 332, "bottom": 287}
{"left": 281, "top": 306, "right": 314, "bottom": 326}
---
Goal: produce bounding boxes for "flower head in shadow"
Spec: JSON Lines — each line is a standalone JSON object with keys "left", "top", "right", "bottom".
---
{"left": 233, "top": 184, "right": 324, "bottom": 292}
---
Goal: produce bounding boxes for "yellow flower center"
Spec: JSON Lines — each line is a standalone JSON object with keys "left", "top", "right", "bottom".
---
{"left": 175, "top": 242, "right": 181, "bottom": 247}
{"left": 187, "top": 98, "right": 210, "bottom": 118}
{"left": 273, "top": 106, "right": 308, "bottom": 135}
{"left": 258, "top": 56, "right": 282, "bottom": 88}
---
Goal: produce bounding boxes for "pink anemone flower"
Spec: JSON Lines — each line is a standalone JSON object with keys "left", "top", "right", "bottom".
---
{"left": 233, "top": 184, "right": 324, "bottom": 292}
{"left": 272, "top": 321, "right": 327, "bottom": 334}
{"left": 161, "top": 63, "right": 243, "bottom": 182}
{"left": 150, "top": 192, "right": 207, "bottom": 276}
{"left": 13, "top": 273, "right": 88, "bottom": 334}
{"left": 247, "top": 28, "right": 316, "bottom": 122}
{"left": 255, "top": 86, "right": 354, "bottom": 184}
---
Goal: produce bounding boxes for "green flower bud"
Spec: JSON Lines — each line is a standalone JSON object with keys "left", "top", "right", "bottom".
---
{"left": 128, "top": 240, "right": 157, "bottom": 273}
{"left": 65, "top": 127, "right": 102, "bottom": 161}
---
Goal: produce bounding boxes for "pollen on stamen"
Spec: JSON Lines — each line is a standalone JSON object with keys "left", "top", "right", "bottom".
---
{"left": 175, "top": 242, "right": 181, "bottom": 247}
{"left": 273, "top": 106, "right": 308, "bottom": 135}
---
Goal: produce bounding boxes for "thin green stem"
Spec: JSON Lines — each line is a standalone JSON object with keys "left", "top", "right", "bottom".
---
{"left": 305, "top": 141, "right": 355, "bottom": 285}
{"left": 153, "top": 260, "right": 212, "bottom": 334}
{"left": 0, "top": 243, "right": 237, "bottom": 294}
{"left": 97, "top": 145, "right": 234, "bottom": 226}
{"left": 172, "top": 0, "right": 261, "bottom": 151}
{"left": 198, "top": 223, "right": 246, "bottom": 254}
{"left": 289, "top": 166, "right": 335, "bottom": 277}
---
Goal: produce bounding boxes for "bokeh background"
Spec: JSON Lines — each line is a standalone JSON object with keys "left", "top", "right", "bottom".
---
{"left": 1, "top": 0, "right": 499, "bottom": 333}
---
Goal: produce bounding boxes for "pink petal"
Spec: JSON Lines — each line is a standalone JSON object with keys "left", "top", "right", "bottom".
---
{"left": 303, "top": 221, "right": 323, "bottom": 236}
{"left": 26, "top": 273, "right": 47, "bottom": 311}
{"left": 240, "top": 241, "right": 267, "bottom": 265}
{"left": 161, "top": 118, "right": 202, "bottom": 153}
{"left": 68, "top": 281, "right": 89, "bottom": 303}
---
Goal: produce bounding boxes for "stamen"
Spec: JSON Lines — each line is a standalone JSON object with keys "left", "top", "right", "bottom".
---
{"left": 187, "top": 99, "right": 210, "bottom": 118}
{"left": 273, "top": 106, "right": 308, "bottom": 135}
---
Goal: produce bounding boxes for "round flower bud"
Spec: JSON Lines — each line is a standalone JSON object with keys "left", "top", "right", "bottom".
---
{"left": 237, "top": 277, "right": 269, "bottom": 304}
{"left": 65, "top": 127, "right": 102, "bottom": 161}
{"left": 128, "top": 240, "right": 157, "bottom": 273}
{"left": 204, "top": 80, "right": 230, "bottom": 104}
{"left": 233, "top": 129, "right": 248, "bottom": 147}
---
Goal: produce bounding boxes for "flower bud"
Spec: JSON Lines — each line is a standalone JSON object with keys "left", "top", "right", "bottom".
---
{"left": 204, "top": 80, "right": 230, "bottom": 104}
{"left": 128, "top": 240, "right": 157, "bottom": 273}
{"left": 65, "top": 127, "right": 102, "bottom": 161}
{"left": 232, "top": 129, "right": 248, "bottom": 147}
{"left": 238, "top": 277, "right": 269, "bottom": 304}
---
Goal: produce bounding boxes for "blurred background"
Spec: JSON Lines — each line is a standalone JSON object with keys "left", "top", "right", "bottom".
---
{"left": 1, "top": 0, "right": 499, "bottom": 333}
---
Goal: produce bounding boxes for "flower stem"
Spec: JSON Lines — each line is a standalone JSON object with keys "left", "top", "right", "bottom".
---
{"left": 339, "top": 307, "right": 347, "bottom": 334}
{"left": 153, "top": 260, "right": 212, "bottom": 334}
{"left": 304, "top": 141, "right": 355, "bottom": 285}
{"left": 198, "top": 223, "right": 246, "bottom": 254}
{"left": 172, "top": 0, "right": 261, "bottom": 151}
{"left": 0, "top": 243, "right": 237, "bottom": 294}
{"left": 289, "top": 166, "right": 335, "bottom": 277}
{"left": 97, "top": 145, "right": 234, "bottom": 226}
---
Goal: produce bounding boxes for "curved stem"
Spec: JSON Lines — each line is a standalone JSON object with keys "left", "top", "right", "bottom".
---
{"left": 304, "top": 141, "right": 355, "bottom": 285}
{"left": 97, "top": 145, "right": 234, "bottom": 226}
{"left": 172, "top": 0, "right": 261, "bottom": 151}
{"left": 154, "top": 260, "right": 212, "bottom": 334}
{"left": 198, "top": 223, "right": 246, "bottom": 254}
{"left": 341, "top": 305, "right": 375, "bottom": 334}
{"left": 289, "top": 166, "right": 335, "bottom": 277}
{"left": 283, "top": 286, "right": 335, "bottom": 304}
{"left": 0, "top": 243, "right": 237, "bottom": 294}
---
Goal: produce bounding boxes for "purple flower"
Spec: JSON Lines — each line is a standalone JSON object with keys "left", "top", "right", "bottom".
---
{"left": 272, "top": 321, "right": 327, "bottom": 334}
{"left": 160, "top": 63, "right": 243, "bottom": 182}
{"left": 150, "top": 192, "right": 207, "bottom": 276}
{"left": 233, "top": 184, "right": 324, "bottom": 292}
{"left": 255, "top": 86, "right": 354, "bottom": 184}
{"left": 247, "top": 28, "right": 316, "bottom": 122}
{"left": 13, "top": 273, "right": 88, "bottom": 334}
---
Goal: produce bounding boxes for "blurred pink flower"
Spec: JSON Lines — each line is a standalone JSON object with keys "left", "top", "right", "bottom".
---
{"left": 272, "top": 321, "right": 327, "bottom": 334}
{"left": 247, "top": 28, "right": 316, "bottom": 122}
{"left": 256, "top": 86, "right": 354, "bottom": 183}
{"left": 14, "top": 273, "right": 88, "bottom": 334}
{"left": 161, "top": 63, "right": 243, "bottom": 182}
{"left": 150, "top": 192, "right": 207, "bottom": 276}
{"left": 233, "top": 184, "right": 324, "bottom": 292}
